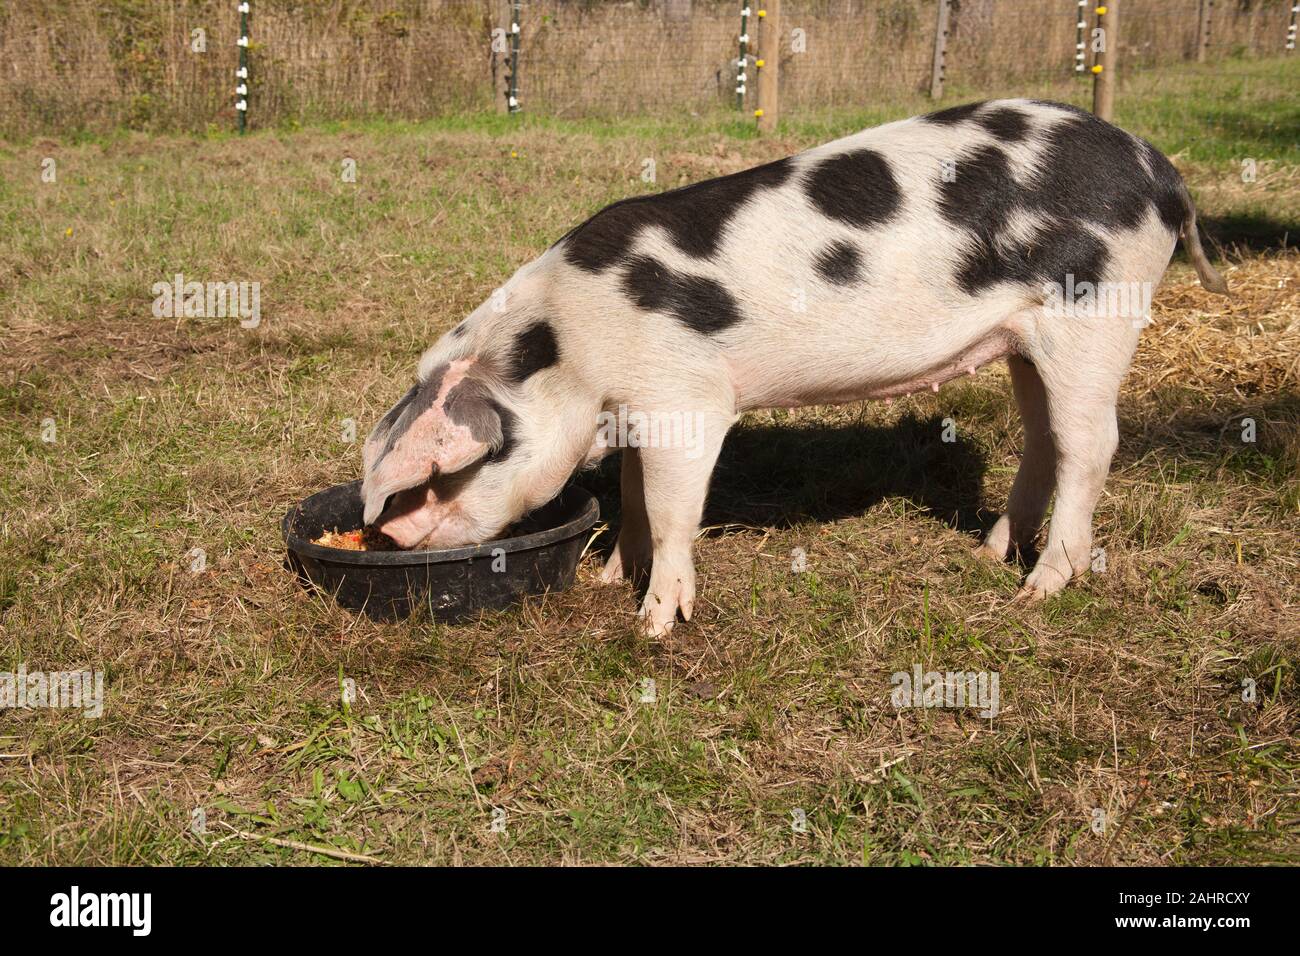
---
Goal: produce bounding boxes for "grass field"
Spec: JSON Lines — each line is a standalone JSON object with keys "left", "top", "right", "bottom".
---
{"left": 0, "top": 60, "right": 1297, "bottom": 865}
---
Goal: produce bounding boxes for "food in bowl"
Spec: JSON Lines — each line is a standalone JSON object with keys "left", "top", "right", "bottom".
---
{"left": 312, "top": 526, "right": 398, "bottom": 551}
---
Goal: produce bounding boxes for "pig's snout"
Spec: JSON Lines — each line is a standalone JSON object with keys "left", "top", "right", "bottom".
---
{"left": 372, "top": 483, "right": 484, "bottom": 551}
{"left": 373, "top": 485, "right": 440, "bottom": 549}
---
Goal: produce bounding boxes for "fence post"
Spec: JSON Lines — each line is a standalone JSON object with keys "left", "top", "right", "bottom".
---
{"left": 1196, "top": 0, "right": 1212, "bottom": 63}
{"left": 756, "top": 2, "right": 780, "bottom": 133}
{"left": 930, "top": 0, "right": 951, "bottom": 99}
{"left": 235, "top": 1, "right": 249, "bottom": 133}
{"left": 1286, "top": 1, "right": 1297, "bottom": 52}
{"left": 1092, "top": 2, "right": 1118, "bottom": 122}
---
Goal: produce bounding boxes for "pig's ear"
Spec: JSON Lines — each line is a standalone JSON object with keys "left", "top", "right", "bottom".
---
{"left": 360, "top": 376, "right": 505, "bottom": 525}
{"left": 362, "top": 383, "right": 418, "bottom": 476}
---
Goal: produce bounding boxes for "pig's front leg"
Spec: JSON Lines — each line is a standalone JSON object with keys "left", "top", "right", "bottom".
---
{"left": 600, "top": 447, "right": 651, "bottom": 586}
{"left": 635, "top": 410, "right": 734, "bottom": 636}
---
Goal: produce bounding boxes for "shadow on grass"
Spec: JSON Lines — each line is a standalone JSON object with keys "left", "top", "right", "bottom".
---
{"left": 1117, "top": 390, "right": 1300, "bottom": 482}
{"left": 583, "top": 413, "right": 993, "bottom": 565}
{"left": 1197, "top": 211, "right": 1298, "bottom": 256}
{"left": 582, "top": 388, "right": 1298, "bottom": 566}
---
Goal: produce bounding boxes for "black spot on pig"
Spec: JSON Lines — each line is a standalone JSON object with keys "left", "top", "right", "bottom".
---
{"left": 804, "top": 149, "right": 902, "bottom": 229}
{"left": 938, "top": 144, "right": 1020, "bottom": 243}
{"left": 976, "top": 107, "right": 1030, "bottom": 143}
{"left": 559, "top": 158, "right": 793, "bottom": 272}
{"left": 953, "top": 239, "right": 1010, "bottom": 295}
{"left": 921, "top": 101, "right": 985, "bottom": 125}
{"left": 940, "top": 108, "right": 1181, "bottom": 296}
{"left": 923, "top": 101, "right": 1030, "bottom": 143}
{"left": 504, "top": 321, "right": 560, "bottom": 384}
{"left": 449, "top": 323, "right": 468, "bottom": 338}
{"left": 954, "top": 225, "right": 1109, "bottom": 297}
{"left": 1021, "top": 229, "right": 1110, "bottom": 293}
{"left": 621, "top": 255, "right": 742, "bottom": 335}
{"left": 963, "top": 104, "right": 1188, "bottom": 236}
{"left": 813, "top": 241, "right": 862, "bottom": 285}
{"left": 1023, "top": 114, "right": 1152, "bottom": 231}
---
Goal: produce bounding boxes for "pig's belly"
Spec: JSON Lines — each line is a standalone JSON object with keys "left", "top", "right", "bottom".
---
{"left": 726, "top": 325, "right": 1017, "bottom": 413}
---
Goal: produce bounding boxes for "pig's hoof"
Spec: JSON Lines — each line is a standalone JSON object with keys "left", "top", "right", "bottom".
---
{"left": 639, "top": 612, "right": 675, "bottom": 637}
{"left": 976, "top": 516, "right": 1012, "bottom": 562}
{"left": 599, "top": 553, "right": 626, "bottom": 584}
{"left": 1019, "top": 562, "right": 1072, "bottom": 601}
{"left": 637, "top": 598, "right": 679, "bottom": 637}
{"left": 1013, "top": 584, "right": 1048, "bottom": 603}
{"left": 637, "top": 578, "right": 694, "bottom": 637}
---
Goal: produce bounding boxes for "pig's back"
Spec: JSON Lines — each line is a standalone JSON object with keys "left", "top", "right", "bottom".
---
{"left": 545, "top": 100, "right": 1183, "bottom": 409}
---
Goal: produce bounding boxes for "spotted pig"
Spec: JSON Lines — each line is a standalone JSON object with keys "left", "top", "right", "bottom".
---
{"left": 360, "top": 99, "right": 1228, "bottom": 635}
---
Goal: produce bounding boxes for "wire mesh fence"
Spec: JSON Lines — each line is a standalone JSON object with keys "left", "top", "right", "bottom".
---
{"left": 0, "top": 0, "right": 1295, "bottom": 138}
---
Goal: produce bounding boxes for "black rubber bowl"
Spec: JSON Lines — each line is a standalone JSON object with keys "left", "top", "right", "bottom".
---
{"left": 283, "top": 481, "right": 600, "bottom": 622}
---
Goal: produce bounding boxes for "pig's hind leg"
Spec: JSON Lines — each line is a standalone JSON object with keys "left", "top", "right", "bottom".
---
{"left": 600, "top": 448, "right": 652, "bottom": 586}
{"left": 977, "top": 354, "right": 1057, "bottom": 562}
{"left": 1016, "top": 321, "right": 1136, "bottom": 600}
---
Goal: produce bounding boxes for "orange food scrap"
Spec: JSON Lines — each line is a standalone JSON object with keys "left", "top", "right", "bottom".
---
{"left": 312, "top": 527, "right": 396, "bottom": 551}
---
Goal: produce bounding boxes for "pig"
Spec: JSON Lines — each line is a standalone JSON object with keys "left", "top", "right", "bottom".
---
{"left": 361, "top": 99, "right": 1227, "bottom": 635}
